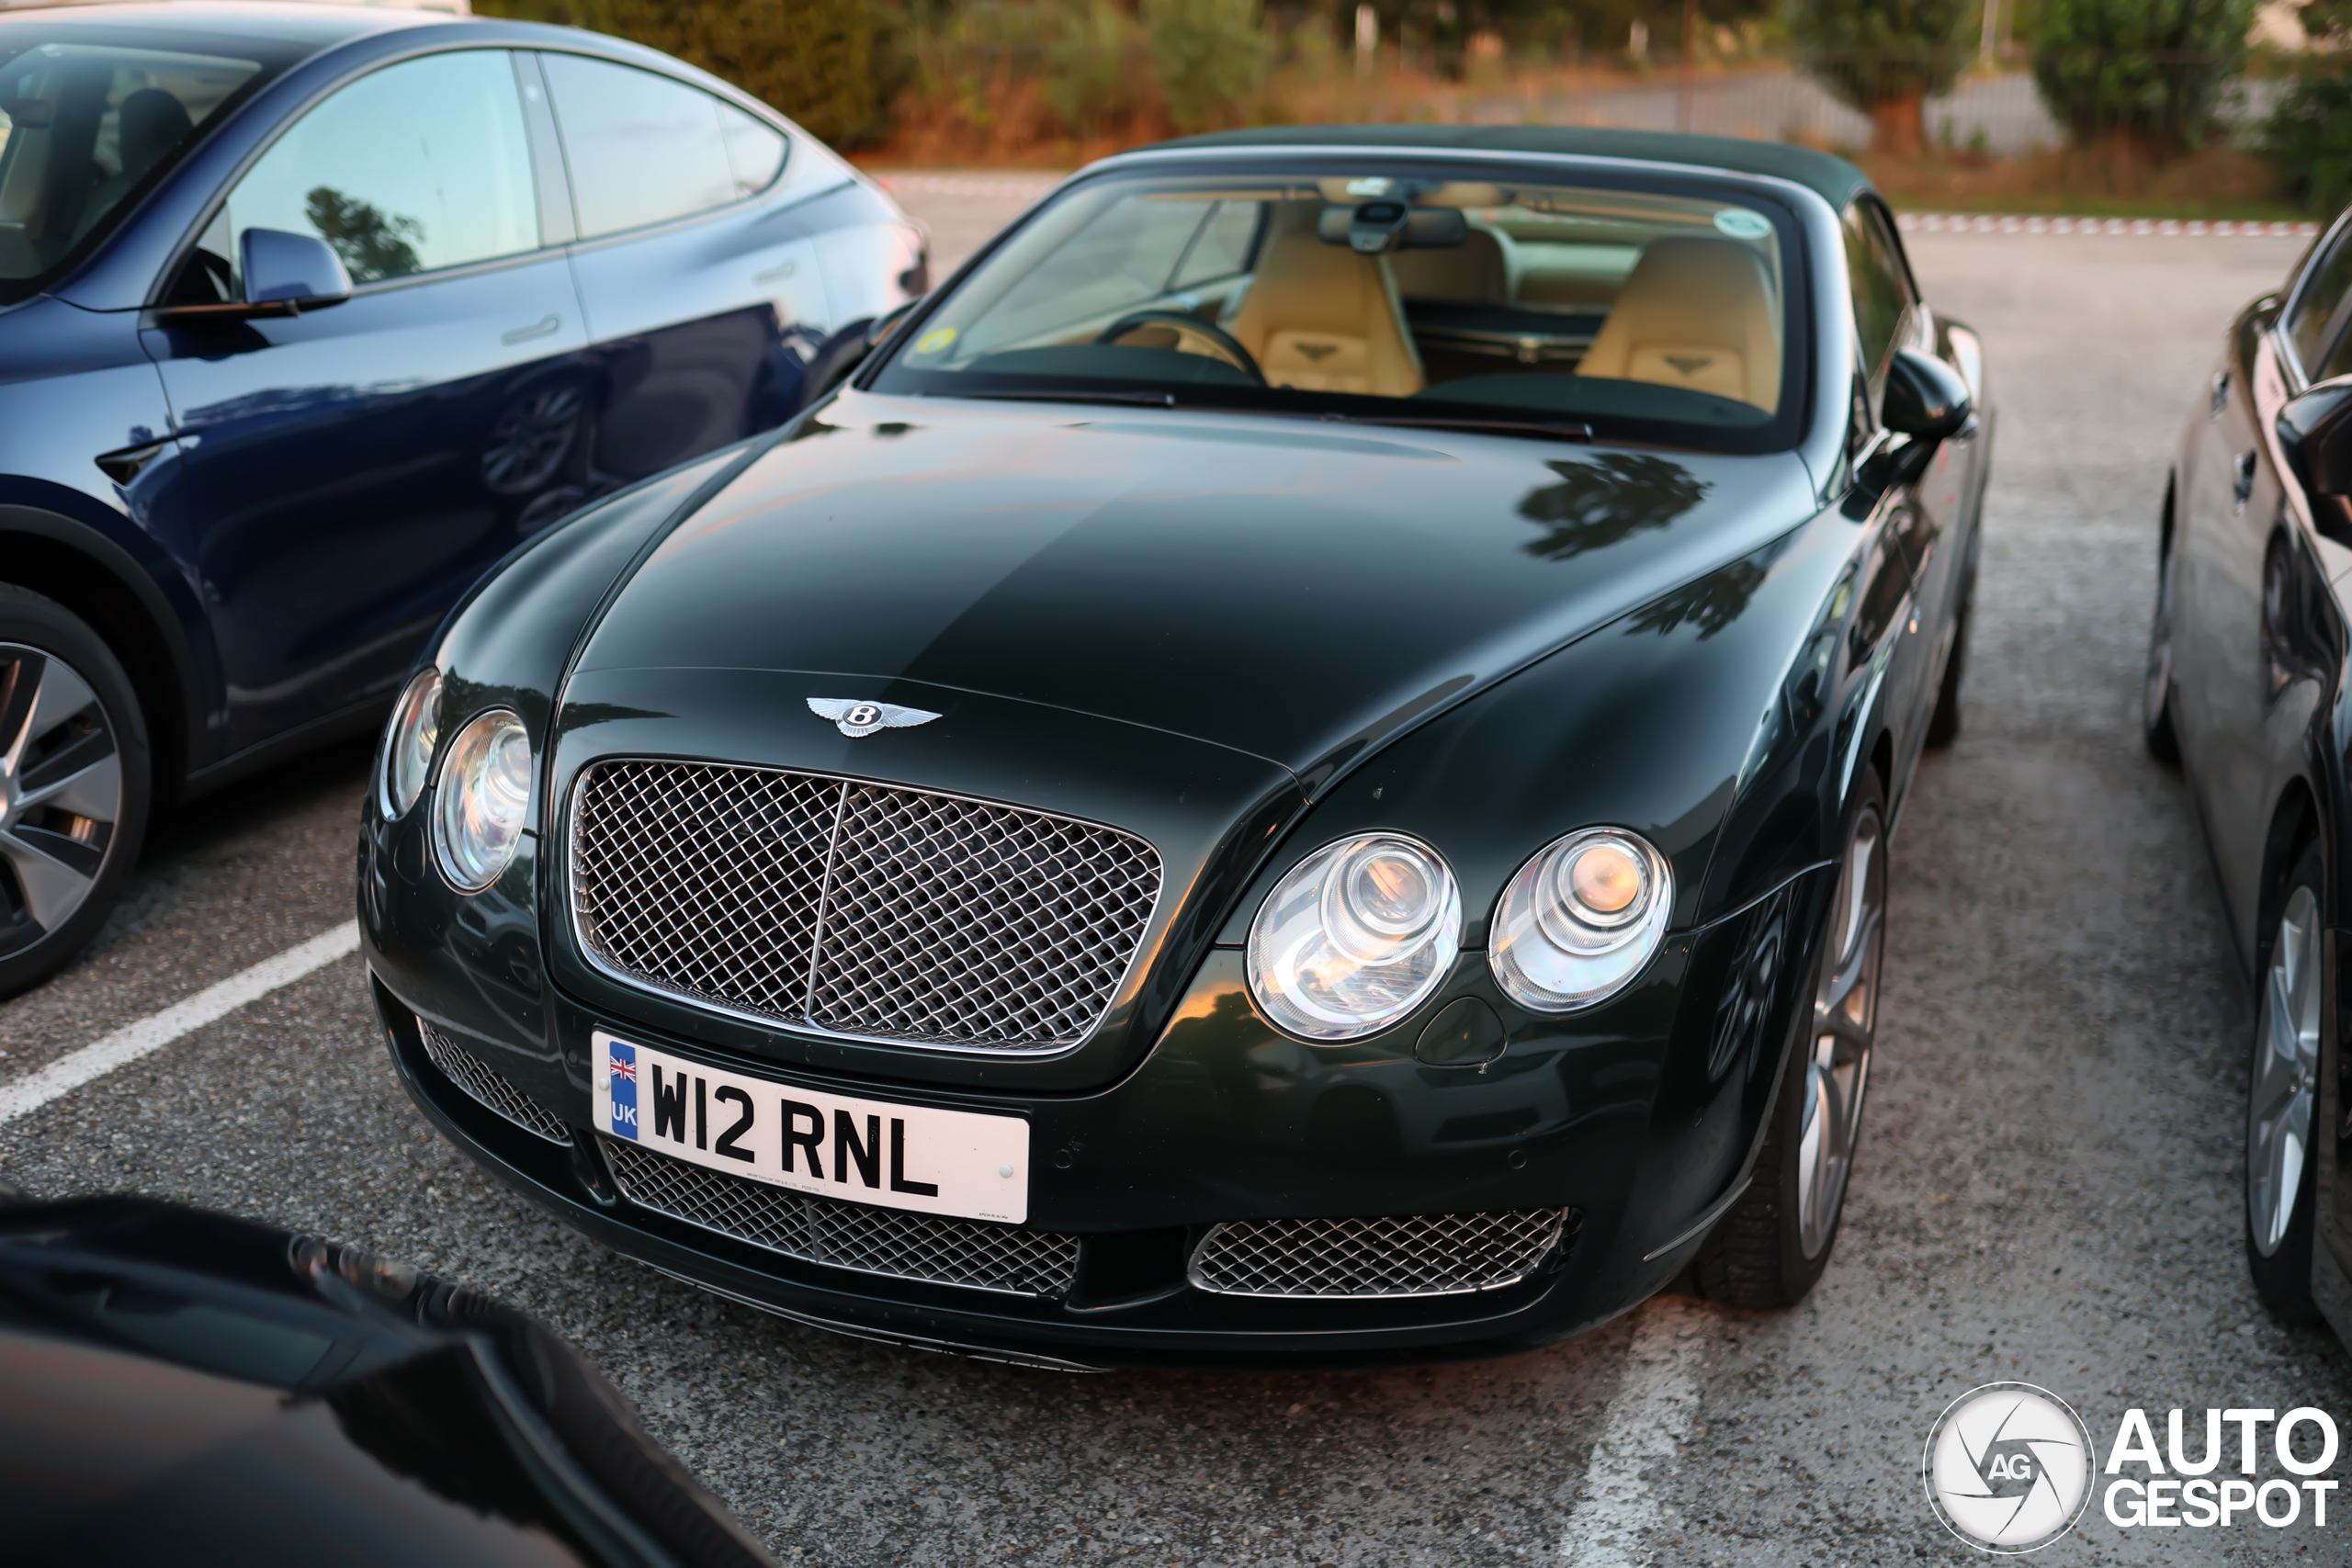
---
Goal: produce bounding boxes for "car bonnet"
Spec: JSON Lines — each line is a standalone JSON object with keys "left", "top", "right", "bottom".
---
{"left": 571, "top": 389, "right": 1822, "bottom": 791}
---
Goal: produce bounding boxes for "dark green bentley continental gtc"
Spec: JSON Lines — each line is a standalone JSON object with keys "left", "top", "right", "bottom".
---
{"left": 358, "top": 126, "right": 1991, "bottom": 1369}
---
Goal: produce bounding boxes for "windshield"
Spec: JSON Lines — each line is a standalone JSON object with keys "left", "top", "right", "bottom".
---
{"left": 0, "top": 34, "right": 272, "bottom": 299}
{"left": 870, "top": 162, "right": 1808, "bottom": 452}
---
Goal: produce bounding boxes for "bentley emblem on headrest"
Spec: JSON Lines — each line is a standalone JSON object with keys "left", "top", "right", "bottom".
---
{"left": 1664, "top": 354, "right": 1714, "bottom": 377}
{"left": 1295, "top": 342, "right": 1338, "bottom": 362}
{"left": 807, "top": 698, "right": 942, "bottom": 738}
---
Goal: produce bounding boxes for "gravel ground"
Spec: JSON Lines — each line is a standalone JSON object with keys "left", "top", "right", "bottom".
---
{"left": 0, "top": 207, "right": 2335, "bottom": 1565}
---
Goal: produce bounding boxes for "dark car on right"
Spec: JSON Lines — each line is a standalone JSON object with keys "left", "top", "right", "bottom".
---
{"left": 2147, "top": 204, "right": 2352, "bottom": 1341}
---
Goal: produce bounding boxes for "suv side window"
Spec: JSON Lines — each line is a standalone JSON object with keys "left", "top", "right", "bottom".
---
{"left": 2289, "top": 226, "right": 2352, "bottom": 378}
{"left": 220, "top": 50, "right": 538, "bottom": 286}
{"left": 539, "top": 55, "right": 786, "bottom": 240}
{"left": 1841, "top": 200, "right": 1916, "bottom": 391}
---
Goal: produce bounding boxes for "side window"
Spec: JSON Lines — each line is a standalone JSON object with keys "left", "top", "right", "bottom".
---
{"left": 1170, "top": 200, "right": 1260, "bottom": 290}
{"left": 2318, "top": 319, "right": 2352, "bottom": 384}
{"left": 1841, "top": 202, "right": 1916, "bottom": 387}
{"left": 2288, "top": 229, "right": 2352, "bottom": 378}
{"left": 540, "top": 55, "right": 784, "bottom": 240}
{"left": 221, "top": 51, "right": 538, "bottom": 286}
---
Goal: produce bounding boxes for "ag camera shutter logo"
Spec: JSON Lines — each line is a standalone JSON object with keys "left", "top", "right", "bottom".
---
{"left": 1923, "top": 1382, "right": 2095, "bottom": 1552}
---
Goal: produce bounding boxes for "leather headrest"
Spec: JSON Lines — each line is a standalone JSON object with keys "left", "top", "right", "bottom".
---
{"left": 1577, "top": 236, "right": 1782, "bottom": 412}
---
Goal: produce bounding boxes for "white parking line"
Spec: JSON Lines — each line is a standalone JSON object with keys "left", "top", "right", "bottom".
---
{"left": 0, "top": 922, "right": 359, "bottom": 1130}
{"left": 1557, "top": 1296, "right": 1710, "bottom": 1563}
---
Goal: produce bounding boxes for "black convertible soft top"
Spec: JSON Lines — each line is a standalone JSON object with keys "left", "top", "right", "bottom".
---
{"left": 1145, "top": 124, "right": 1874, "bottom": 213}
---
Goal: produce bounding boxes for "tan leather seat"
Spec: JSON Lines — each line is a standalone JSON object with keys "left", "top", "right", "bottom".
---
{"left": 1226, "top": 222, "right": 1424, "bottom": 397}
{"left": 1387, "top": 223, "right": 1515, "bottom": 304}
{"left": 1577, "top": 237, "right": 1781, "bottom": 412}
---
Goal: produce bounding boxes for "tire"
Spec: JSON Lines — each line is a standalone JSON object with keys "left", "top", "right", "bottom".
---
{"left": 2246, "top": 839, "right": 2324, "bottom": 1324}
{"left": 1690, "top": 769, "right": 1888, "bottom": 1308}
{"left": 0, "top": 586, "right": 151, "bottom": 998}
{"left": 2144, "top": 532, "right": 2183, "bottom": 765}
{"left": 1924, "top": 592, "right": 1969, "bottom": 749}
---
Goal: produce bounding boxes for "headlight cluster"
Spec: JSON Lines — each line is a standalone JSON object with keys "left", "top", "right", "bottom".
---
{"left": 1489, "top": 829, "right": 1671, "bottom": 1012}
{"left": 1246, "top": 826, "right": 1670, "bottom": 1040}
{"left": 1246, "top": 834, "right": 1462, "bottom": 1041}
{"left": 379, "top": 672, "right": 532, "bottom": 894}
{"left": 382, "top": 671, "right": 441, "bottom": 817}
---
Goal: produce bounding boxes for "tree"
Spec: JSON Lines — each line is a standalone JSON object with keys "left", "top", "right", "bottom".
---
{"left": 476, "top": 0, "right": 879, "bottom": 147}
{"left": 1141, "top": 0, "right": 1272, "bottom": 133}
{"left": 2030, "top": 0, "right": 2255, "bottom": 156}
{"left": 2262, "top": 0, "right": 2352, "bottom": 212}
{"left": 1791, "top": 0, "right": 1972, "bottom": 158}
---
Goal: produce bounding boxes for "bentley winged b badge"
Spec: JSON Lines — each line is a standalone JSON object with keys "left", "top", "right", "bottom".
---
{"left": 807, "top": 697, "right": 942, "bottom": 739}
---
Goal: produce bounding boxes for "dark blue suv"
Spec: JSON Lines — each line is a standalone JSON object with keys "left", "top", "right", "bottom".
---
{"left": 0, "top": 4, "right": 925, "bottom": 993}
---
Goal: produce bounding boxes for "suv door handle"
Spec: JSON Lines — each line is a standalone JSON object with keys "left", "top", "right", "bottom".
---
{"left": 2233, "top": 448, "right": 2258, "bottom": 511}
{"left": 502, "top": 314, "right": 560, "bottom": 346}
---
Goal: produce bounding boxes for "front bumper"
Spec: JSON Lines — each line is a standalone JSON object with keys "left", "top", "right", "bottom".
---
{"left": 361, "top": 808, "right": 1827, "bottom": 1370}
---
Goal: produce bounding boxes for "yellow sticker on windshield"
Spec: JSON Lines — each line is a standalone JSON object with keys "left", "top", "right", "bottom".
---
{"left": 914, "top": 326, "right": 957, "bottom": 355}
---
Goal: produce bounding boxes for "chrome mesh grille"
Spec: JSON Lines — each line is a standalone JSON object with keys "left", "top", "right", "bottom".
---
{"left": 418, "top": 1019, "right": 571, "bottom": 1145}
{"left": 571, "top": 761, "right": 1161, "bottom": 1052}
{"left": 601, "top": 1137, "right": 1080, "bottom": 1297}
{"left": 1188, "top": 1209, "right": 1574, "bottom": 1299}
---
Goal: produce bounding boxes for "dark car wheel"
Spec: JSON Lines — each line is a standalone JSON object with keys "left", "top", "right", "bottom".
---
{"left": 1924, "top": 591, "right": 1969, "bottom": 749}
{"left": 2144, "top": 532, "right": 2183, "bottom": 764}
{"left": 481, "top": 383, "right": 588, "bottom": 496}
{"left": 0, "top": 587, "right": 151, "bottom": 998}
{"left": 2246, "top": 839, "right": 2324, "bottom": 1323}
{"left": 1690, "top": 769, "right": 1886, "bottom": 1307}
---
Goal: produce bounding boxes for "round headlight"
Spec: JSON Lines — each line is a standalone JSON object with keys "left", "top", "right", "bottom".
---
{"left": 1489, "top": 828, "right": 1671, "bottom": 1012}
{"left": 381, "top": 670, "right": 441, "bottom": 817}
{"left": 432, "top": 710, "right": 531, "bottom": 891}
{"left": 1247, "top": 833, "right": 1461, "bottom": 1042}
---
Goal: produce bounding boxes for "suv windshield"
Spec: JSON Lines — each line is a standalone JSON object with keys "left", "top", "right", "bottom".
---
{"left": 870, "top": 162, "right": 1808, "bottom": 452}
{"left": 0, "top": 32, "right": 276, "bottom": 300}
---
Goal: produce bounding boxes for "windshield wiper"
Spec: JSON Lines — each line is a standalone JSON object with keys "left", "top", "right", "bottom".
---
{"left": 1317, "top": 412, "right": 1594, "bottom": 443}
{"left": 936, "top": 389, "right": 1594, "bottom": 443}
{"left": 944, "top": 388, "right": 1182, "bottom": 408}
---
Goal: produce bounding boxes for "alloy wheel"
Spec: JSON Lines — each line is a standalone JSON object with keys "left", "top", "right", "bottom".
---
{"left": 2249, "top": 883, "right": 2321, "bottom": 1258}
{"left": 1795, "top": 801, "right": 1885, "bottom": 1259}
{"left": 0, "top": 644, "right": 123, "bottom": 958}
{"left": 481, "top": 384, "right": 586, "bottom": 496}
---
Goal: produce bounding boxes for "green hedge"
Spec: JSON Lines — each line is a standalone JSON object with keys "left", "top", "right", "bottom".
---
{"left": 2030, "top": 0, "right": 2254, "bottom": 153}
{"left": 1789, "top": 0, "right": 1972, "bottom": 152}
{"left": 478, "top": 0, "right": 879, "bottom": 146}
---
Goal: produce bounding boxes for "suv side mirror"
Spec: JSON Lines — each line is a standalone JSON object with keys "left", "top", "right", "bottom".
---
{"left": 1881, "top": 347, "right": 1973, "bottom": 443}
{"left": 155, "top": 228, "right": 351, "bottom": 325}
{"left": 242, "top": 228, "right": 352, "bottom": 310}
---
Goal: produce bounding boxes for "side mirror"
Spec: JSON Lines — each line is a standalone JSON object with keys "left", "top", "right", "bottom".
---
{"left": 1881, "top": 347, "right": 1973, "bottom": 443}
{"left": 155, "top": 228, "right": 351, "bottom": 325}
{"left": 242, "top": 227, "right": 352, "bottom": 310}
{"left": 2278, "top": 378, "right": 2352, "bottom": 545}
{"left": 2278, "top": 377, "right": 2352, "bottom": 499}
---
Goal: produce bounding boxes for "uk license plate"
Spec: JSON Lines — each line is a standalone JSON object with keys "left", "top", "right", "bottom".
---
{"left": 593, "top": 1031, "right": 1031, "bottom": 1224}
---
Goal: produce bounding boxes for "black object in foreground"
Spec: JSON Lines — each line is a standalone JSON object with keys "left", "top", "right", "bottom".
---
{"left": 0, "top": 1193, "right": 775, "bottom": 1568}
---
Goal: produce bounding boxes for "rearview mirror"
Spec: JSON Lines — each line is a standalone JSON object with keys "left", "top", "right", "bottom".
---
{"left": 1317, "top": 203, "right": 1469, "bottom": 254}
{"left": 1881, "top": 348, "right": 1972, "bottom": 443}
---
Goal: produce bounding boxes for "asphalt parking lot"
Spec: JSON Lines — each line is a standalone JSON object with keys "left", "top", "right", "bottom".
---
{"left": 0, "top": 189, "right": 2333, "bottom": 1565}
